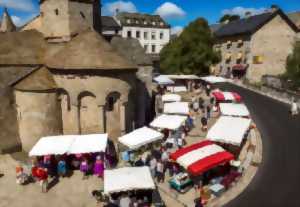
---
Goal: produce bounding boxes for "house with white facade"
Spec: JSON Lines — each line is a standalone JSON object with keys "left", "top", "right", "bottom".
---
{"left": 115, "top": 12, "right": 171, "bottom": 55}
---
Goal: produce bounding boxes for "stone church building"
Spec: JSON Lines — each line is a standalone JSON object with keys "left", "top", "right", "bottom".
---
{"left": 0, "top": 0, "right": 153, "bottom": 153}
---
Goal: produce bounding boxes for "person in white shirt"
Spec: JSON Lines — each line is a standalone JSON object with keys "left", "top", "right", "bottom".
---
{"left": 149, "top": 158, "right": 157, "bottom": 178}
{"left": 119, "top": 194, "right": 131, "bottom": 207}
{"left": 291, "top": 98, "right": 299, "bottom": 116}
{"left": 156, "top": 160, "right": 164, "bottom": 183}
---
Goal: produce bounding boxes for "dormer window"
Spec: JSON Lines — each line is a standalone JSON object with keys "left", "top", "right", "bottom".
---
{"left": 55, "top": 9, "right": 59, "bottom": 16}
{"left": 160, "top": 22, "right": 164, "bottom": 26}
{"left": 135, "top": 20, "right": 139, "bottom": 24}
{"left": 127, "top": 19, "right": 131, "bottom": 24}
{"left": 144, "top": 21, "right": 147, "bottom": 25}
{"left": 152, "top": 21, "right": 156, "bottom": 26}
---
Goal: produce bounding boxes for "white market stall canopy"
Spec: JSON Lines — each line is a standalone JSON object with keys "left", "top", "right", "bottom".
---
{"left": 167, "top": 86, "right": 187, "bottom": 93}
{"left": 162, "top": 94, "right": 181, "bottom": 102}
{"left": 29, "top": 134, "right": 108, "bottom": 156}
{"left": 207, "top": 116, "right": 251, "bottom": 146}
{"left": 150, "top": 114, "right": 187, "bottom": 130}
{"left": 104, "top": 167, "right": 155, "bottom": 194}
{"left": 164, "top": 102, "right": 189, "bottom": 115}
{"left": 219, "top": 103, "right": 250, "bottom": 117}
{"left": 67, "top": 134, "right": 108, "bottom": 154}
{"left": 200, "top": 76, "right": 229, "bottom": 83}
{"left": 118, "top": 127, "right": 163, "bottom": 150}
{"left": 153, "top": 75, "right": 174, "bottom": 85}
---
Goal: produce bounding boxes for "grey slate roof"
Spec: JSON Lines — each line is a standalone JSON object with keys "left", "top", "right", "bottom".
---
{"left": 214, "top": 9, "right": 299, "bottom": 38}
{"left": 116, "top": 12, "right": 170, "bottom": 29}
{"left": 101, "top": 16, "right": 121, "bottom": 31}
{"left": 288, "top": 11, "right": 300, "bottom": 29}
{"left": 110, "top": 36, "right": 152, "bottom": 66}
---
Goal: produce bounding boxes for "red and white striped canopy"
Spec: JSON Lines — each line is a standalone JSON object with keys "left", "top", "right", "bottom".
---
{"left": 170, "top": 140, "right": 234, "bottom": 176}
{"left": 212, "top": 91, "right": 242, "bottom": 102}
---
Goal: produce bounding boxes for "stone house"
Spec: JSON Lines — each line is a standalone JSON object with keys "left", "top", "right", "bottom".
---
{"left": 213, "top": 8, "right": 299, "bottom": 83}
{"left": 0, "top": 0, "right": 153, "bottom": 154}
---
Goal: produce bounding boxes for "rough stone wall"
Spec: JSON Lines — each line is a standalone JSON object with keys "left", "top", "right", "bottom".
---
{"left": 136, "top": 65, "right": 153, "bottom": 126}
{"left": 52, "top": 72, "right": 136, "bottom": 141}
{"left": 0, "top": 88, "right": 21, "bottom": 153}
{"left": 248, "top": 15, "right": 296, "bottom": 83}
{"left": 40, "top": 0, "right": 70, "bottom": 38}
{"left": 68, "top": 1, "right": 93, "bottom": 36}
{"left": 15, "top": 90, "right": 62, "bottom": 152}
{"left": 21, "top": 16, "right": 42, "bottom": 32}
{"left": 215, "top": 35, "right": 251, "bottom": 76}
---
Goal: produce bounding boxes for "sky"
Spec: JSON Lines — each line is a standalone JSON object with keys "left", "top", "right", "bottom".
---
{"left": 0, "top": 0, "right": 300, "bottom": 34}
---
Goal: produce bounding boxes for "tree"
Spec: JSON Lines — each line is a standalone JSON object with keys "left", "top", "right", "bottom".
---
{"left": 285, "top": 42, "right": 300, "bottom": 88}
{"left": 160, "top": 18, "right": 221, "bottom": 75}
{"left": 219, "top": 14, "right": 240, "bottom": 23}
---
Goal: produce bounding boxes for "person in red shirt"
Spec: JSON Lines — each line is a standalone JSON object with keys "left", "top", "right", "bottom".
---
{"left": 37, "top": 167, "right": 48, "bottom": 193}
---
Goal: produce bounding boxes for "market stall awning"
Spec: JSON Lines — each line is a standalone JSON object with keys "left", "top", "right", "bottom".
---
{"left": 219, "top": 103, "right": 250, "bottom": 117}
{"left": 150, "top": 114, "right": 187, "bottom": 130}
{"left": 212, "top": 91, "right": 242, "bottom": 102}
{"left": 200, "top": 76, "right": 229, "bottom": 84}
{"left": 104, "top": 167, "right": 155, "bottom": 194}
{"left": 29, "top": 134, "right": 108, "bottom": 156}
{"left": 153, "top": 75, "right": 174, "bottom": 85}
{"left": 162, "top": 94, "right": 181, "bottom": 102}
{"left": 29, "top": 135, "right": 75, "bottom": 156}
{"left": 118, "top": 127, "right": 163, "bottom": 150}
{"left": 207, "top": 116, "right": 251, "bottom": 146}
{"left": 164, "top": 102, "right": 189, "bottom": 115}
{"left": 170, "top": 140, "right": 234, "bottom": 176}
{"left": 68, "top": 134, "right": 108, "bottom": 154}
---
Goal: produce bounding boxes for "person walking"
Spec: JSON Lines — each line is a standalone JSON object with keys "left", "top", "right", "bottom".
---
{"left": 290, "top": 98, "right": 299, "bottom": 116}
{"left": 80, "top": 159, "right": 89, "bottom": 180}
{"left": 149, "top": 157, "right": 157, "bottom": 178}
{"left": 57, "top": 159, "right": 67, "bottom": 177}
{"left": 156, "top": 160, "right": 164, "bottom": 183}
{"left": 201, "top": 117, "right": 208, "bottom": 132}
{"left": 93, "top": 156, "right": 104, "bottom": 178}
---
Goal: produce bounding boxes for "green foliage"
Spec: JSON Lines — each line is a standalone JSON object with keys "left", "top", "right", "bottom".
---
{"left": 160, "top": 18, "right": 221, "bottom": 75}
{"left": 285, "top": 42, "right": 300, "bottom": 88}
{"left": 219, "top": 14, "right": 240, "bottom": 23}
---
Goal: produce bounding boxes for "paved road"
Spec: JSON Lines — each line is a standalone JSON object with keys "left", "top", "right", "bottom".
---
{"left": 220, "top": 84, "right": 300, "bottom": 207}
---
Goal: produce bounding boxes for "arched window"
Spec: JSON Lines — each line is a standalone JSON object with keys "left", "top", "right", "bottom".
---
{"left": 55, "top": 9, "right": 59, "bottom": 15}
{"left": 106, "top": 92, "right": 121, "bottom": 112}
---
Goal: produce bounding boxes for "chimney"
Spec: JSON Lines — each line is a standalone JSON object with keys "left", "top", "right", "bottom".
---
{"left": 93, "top": 0, "right": 102, "bottom": 33}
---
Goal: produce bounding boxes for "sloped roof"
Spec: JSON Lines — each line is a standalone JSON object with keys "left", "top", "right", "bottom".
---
{"left": 12, "top": 67, "right": 57, "bottom": 91}
{"left": 288, "top": 11, "right": 300, "bottom": 29}
{"left": 46, "top": 29, "right": 137, "bottom": 70}
{"left": 110, "top": 36, "right": 152, "bottom": 66}
{"left": 0, "top": 8, "right": 16, "bottom": 33}
{"left": 102, "top": 16, "right": 121, "bottom": 31}
{"left": 116, "top": 12, "right": 170, "bottom": 28}
{"left": 210, "top": 23, "right": 222, "bottom": 33}
{"left": 0, "top": 30, "right": 46, "bottom": 65}
{"left": 215, "top": 9, "right": 298, "bottom": 38}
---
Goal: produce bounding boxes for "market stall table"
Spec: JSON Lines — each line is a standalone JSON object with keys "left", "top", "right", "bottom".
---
{"left": 209, "top": 183, "right": 225, "bottom": 197}
{"left": 207, "top": 116, "right": 251, "bottom": 146}
{"left": 104, "top": 167, "right": 155, "bottom": 194}
{"left": 200, "top": 76, "right": 229, "bottom": 84}
{"left": 219, "top": 103, "right": 250, "bottom": 117}
{"left": 162, "top": 94, "right": 181, "bottom": 102}
{"left": 118, "top": 127, "right": 163, "bottom": 150}
{"left": 168, "top": 172, "right": 193, "bottom": 193}
{"left": 164, "top": 102, "right": 189, "bottom": 115}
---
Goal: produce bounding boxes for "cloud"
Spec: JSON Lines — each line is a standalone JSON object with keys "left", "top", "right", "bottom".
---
{"left": 11, "top": 15, "right": 22, "bottom": 26}
{"left": 102, "top": 1, "right": 137, "bottom": 16}
{"left": 171, "top": 26, "right": 183, "bottom": 35}
{"left": 222, "top": 6, "right": 267, "bottom": 17}
{"left": 155, "top": 2, "right": 186, "bottom": 19}
{"left": 0, "top": 0, "right": 35, "bottom": 12}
